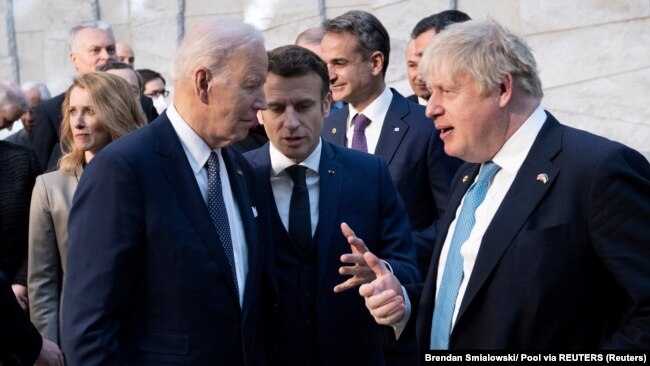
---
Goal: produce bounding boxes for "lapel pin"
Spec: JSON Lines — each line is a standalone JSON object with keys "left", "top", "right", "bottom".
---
{"left": 394, "top": 127, "right": 400, "bottom": 132}
{"left": 237, "top": 169, "right": 243, "bottom": 176}
{"left": 251, "top": 206, "right": 258, "bottom": 218}
{"left": 328, "top": 169, "right": 335, "bottom": 174}
{"left": 462, "top": 175, "right": 469, "bottom": 183}
{"left": 536, "top": 173, "right": 549, "bottom": 184}
{"left": 331, "top": 128, "right": 337, "bottom": 134}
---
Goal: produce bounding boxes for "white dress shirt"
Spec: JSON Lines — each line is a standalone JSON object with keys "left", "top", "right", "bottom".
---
{"left": 269, "top": 140, "right": 322, "bottom": 235}
{"left": 345, "top": 87, "right": 393, "bottom": 154}
{"left": 436, "top": 105, "right": 547, "bottom": 328}
{"left": 395, "top": 105, "right": 547, "bottom": 336}
{"left": 167, "top": 104, "right": 248, "bottom": 306}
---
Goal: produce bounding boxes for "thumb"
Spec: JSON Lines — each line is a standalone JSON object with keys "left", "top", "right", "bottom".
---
{"left": 364, "top": 251, "right": 388, "bottom": 278}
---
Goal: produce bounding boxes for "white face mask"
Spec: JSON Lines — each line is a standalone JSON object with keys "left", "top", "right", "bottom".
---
{"left": 152, "top": 95, "right": 167, "bottom": 114}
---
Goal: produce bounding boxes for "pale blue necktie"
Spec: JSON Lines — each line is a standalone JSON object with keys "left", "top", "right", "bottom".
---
{"left": 430, "top": 162, "right": 501, "bottom": 349}
{"left": 206, "top": 151, "right": 238, "bottom": 294}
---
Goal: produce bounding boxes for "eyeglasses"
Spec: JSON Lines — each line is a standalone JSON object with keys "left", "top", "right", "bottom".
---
{"left": 145, "top": 89, "right": 169, "bottom": 98}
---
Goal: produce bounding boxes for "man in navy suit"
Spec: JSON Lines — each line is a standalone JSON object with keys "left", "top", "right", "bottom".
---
{"left": 245, "top": 45, "right": 419, "bottom": 366}
{"left": 63, "top": 19, "right": 270, "bottom": 365}
{"left": 361, "top": 19, "right": 650, "bottom": 353}
{"left": 31, "top": 20, "right": 157, "bottom": 172}
{"left": 320, "top": 10, "right": 461, "bottom": 279}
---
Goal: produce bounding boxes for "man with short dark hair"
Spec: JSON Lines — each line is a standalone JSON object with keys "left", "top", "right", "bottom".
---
{"left": 321, "top": 10, "right": 461, "bottom": 279}
{"left": 245, "top": 44, "right": 418, "bottom": 366}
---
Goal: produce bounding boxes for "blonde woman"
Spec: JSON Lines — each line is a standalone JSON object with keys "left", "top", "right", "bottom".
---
{"left": 27, "top": 72, "right": 146, "bottom": 345}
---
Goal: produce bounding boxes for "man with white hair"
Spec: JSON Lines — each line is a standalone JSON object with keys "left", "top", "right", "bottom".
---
{"left": 0, "top": 81, "right": 28, "bottom": 139}
{"left": 63, "top": 19, "right": 270, "bottom": 365}
{"left": 31, "top": 20, "right": 117, "bottom": 170}
{"left": 4, "top": 82, "right": 50, "bottom": 148}
{"left": 360, "top": 19, "right": 650, "bottom": 352}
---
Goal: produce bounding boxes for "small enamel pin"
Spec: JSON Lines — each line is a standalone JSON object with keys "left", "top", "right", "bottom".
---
{"left": 237, "top": 169, "right": 243, "bottom": 176}
{"left": 331, "top": 128, "right": 337, "bottom": 134}
{"left": 536, "top": 173, "right": 549, "bottom": 184}
{"left": 251, "top": 206, "right": 258, "bottom": 218}
{"left": 327, "top": 169, "right": 335, "bottom": 174}
{"left": 462, "top": 175, "right": 469, "bottom": 183}
{"left": 394, "top": 127, "right": 400, "bottom": 132}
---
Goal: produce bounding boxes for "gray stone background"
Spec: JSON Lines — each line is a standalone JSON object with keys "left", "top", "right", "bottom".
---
{"left": 1, "top": 0, "right": 649, "bottom": 158}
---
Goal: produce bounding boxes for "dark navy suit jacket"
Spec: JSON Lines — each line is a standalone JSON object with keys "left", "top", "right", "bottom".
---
{"left": 410, "top": 112, "right": 650, "bottom": 353}
{"left": 322, "top": 89, "right": 461, "bottom": 277}
{"left": 63, "top": 114, "right": 268, "bottom": 365}
{"left": 245, "top": 141, "right": 419, "bottom": 366}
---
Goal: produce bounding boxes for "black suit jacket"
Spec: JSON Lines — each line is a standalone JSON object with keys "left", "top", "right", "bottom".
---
{"left": 0, "top": 271, "right": 42, "bottom": 365}
{"left": 410, "top": 112, "right": 650, "bottom": 352}
{"left": 63, "top": 113, "right": 268, "bottom": 365}
{"left": 33, "top": 93, "right": 158, "bottom": 172}
{"left": 322, "top": 89, "right": 461, "bottom": 277}
{"left": 405, "top": 94, "right": 419, "bottom": 104}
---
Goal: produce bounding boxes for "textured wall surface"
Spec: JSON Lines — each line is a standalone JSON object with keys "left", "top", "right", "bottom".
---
{"left": 1, "top": 0, "right": 649, "bottom": 158}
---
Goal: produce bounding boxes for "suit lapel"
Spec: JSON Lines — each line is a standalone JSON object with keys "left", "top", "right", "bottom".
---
{"left": 374, "top": 90, "right": 410, "bottom": 165}
{"left": 323, "top": 109, "right": 349, "bottom": 146}
{"left": 316, "top": 142, "right": 343, "bottom": 288}
{"left": 456, "top": 114, "right": 563, "bottom": 323}
{"left": 155, "top": 118, "right": 240, "bottom": 301}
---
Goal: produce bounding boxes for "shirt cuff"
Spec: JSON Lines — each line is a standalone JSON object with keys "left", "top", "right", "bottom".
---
{"left": 392, "top": 285, "right": 411, "bottom": 340}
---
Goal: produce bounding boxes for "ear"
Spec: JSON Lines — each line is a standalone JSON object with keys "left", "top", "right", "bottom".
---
{"left": 256, "top": 110, "right": 265, "bottom": 125}
{"left": 70, "top": 52, "right": 79, "bottom": 70}
{"left": 322, "top": 92, "right": 332, "bottom": 118}
{"left": 498, "top": 73, "right": 514, "bottom": 108}
{"left": 195, "top": 68, "right": 211, "bottom": 103}
{"left": 369, "top": 51, "right": 384, "bottom": 76}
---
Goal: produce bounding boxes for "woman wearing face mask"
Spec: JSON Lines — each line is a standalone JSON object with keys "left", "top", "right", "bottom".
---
{"left": 27, "top": 72, "right": 146, "bottom": 346}
{"left": 138, "top": 68, "right": 168, "bottom": 115}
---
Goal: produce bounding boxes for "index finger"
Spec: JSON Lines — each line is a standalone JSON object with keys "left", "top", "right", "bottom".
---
{"left": 341, "top": 222, "right": 368, "bottom": 253}
{"left": 364, "top": 250, "right": 389, "bottom": 278}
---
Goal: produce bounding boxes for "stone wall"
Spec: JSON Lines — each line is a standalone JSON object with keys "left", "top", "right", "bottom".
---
{"left": 1, "top": 0, "right": 649, "bottom": 158}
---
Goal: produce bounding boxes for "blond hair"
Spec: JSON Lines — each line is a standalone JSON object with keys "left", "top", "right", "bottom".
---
{"left": 420, "top": 19, "right": 543, "bottom": 98}
{"left": 59, "top": 72, "right": 146, "bottom": 174}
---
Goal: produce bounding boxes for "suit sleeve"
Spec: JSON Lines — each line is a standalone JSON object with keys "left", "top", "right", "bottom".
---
{"left": 31, "top": 104, "right": 58, "bottom": 173}
{"left": 591, "top": 146, "right": 650, "bottom": 348}
{"left": 28, "top": 175, "right": 61, "bottom": 344}
{"left": 0, "top": 271, "right": 42, "bottom": 365}
{"left": 376, "top": 159, "right": 421, "bottom": 284}
{"left": 62, "top": 152, "right": 144, "bottom": 364}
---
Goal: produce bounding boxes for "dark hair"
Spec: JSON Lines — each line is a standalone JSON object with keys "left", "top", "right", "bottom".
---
{"left": 267, "top": 45, "right": 329, "bottom": 99}
{"left": 411, "top": 10, "right": 471, "bottom": 39}
{"left": 96, "top": 61, "right": 143, "bottom": 92}
{"left": 323, "top": 10, "right": 390, "bottom": 76}
{"left": 137, "top": 69, "right": 167, "bottom": 87}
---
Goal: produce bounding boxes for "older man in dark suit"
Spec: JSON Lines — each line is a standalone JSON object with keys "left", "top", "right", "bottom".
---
{"left": 320, "top": 11, "right": 461, "bottom": 281}
{"left": 360, "top": 19, "right": 650, "bottom": 354}
{"left": 63, "top": 19, "right": 270, "bottom": 365}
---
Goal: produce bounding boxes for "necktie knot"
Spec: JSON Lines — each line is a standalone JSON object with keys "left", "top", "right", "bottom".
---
{"left": 285, "top": 165, "right": 307, "bottom": 187}
{"left": 353, "top": 113, "right": 371, "bottom": 132}
{"left": 473, "top": 162, "right": 500, "bottom": 190}
{"left": 206, "top": 151, "right": 219, "bottom": 175}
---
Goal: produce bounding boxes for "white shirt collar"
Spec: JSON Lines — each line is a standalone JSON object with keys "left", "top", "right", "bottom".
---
{"left": 167, "top": 103, "right": 219, "bottom": 174}
{"left": 491, "top": 105, "right": 547, "bottom": 175}
{"left": 269, "top": 139, "right": 322, "bottom": 177}
{"left": 347, "top": 86, "right": 393, "bottom": 128}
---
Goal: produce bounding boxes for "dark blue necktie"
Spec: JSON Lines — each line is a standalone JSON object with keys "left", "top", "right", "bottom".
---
{"left": 206, "top": 151, "right": 238, "bottom": 293}
{"left": 285, "top": 165, "right": 311, "bottom": 252}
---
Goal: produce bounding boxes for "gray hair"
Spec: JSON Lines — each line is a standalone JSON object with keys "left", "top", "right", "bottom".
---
{"left": 0, "top": 81, "right": 28, "bottom": 112}
{"left": 21, "top": 81, "right": 51, "bottom": 101}
{"left": 420, "top": 19, "right": 543, "bottom": 98}
{"left": 170, "top": 19, "right": 264, "bottom": 84}
{"left": 323, "top": 10, "right": 391, "bottom": 77}
{"left": 68, "top": 20, "right": 114, "bottom": 52}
